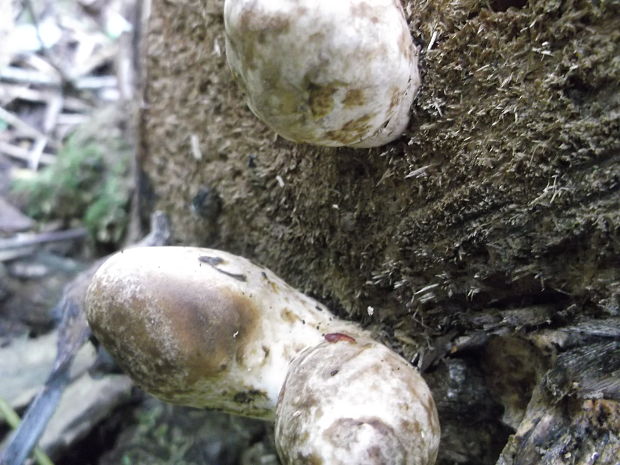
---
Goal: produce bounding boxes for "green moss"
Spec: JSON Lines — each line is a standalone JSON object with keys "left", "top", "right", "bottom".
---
{"left": 99, "top": 399, "right": 274, "bottom": 465}
{"left": 12, "top": 107, "right": 132, "bottom": 245}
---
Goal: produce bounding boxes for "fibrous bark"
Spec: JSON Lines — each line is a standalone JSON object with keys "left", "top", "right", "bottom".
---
{"left": 137, "top": 0, "right": 619, "bottom": 463}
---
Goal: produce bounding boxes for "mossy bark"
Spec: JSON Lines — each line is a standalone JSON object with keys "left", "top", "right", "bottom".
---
{"left": 137, "top": 0, "right": 619, "bottom": 463}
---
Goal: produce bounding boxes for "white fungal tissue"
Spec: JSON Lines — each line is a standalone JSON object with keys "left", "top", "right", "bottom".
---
{"left": 276, "top": 338, "right": 440, "bottom": 465}
{"left": 85, "top": 247, "right": 439, "bottom": 464}
{"left": 224, "top": 0, "right": 420, "bottom": 148}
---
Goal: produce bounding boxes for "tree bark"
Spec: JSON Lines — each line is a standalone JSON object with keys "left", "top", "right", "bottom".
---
{"left": 137, "top": 0, "right": 619, "bottom": 463}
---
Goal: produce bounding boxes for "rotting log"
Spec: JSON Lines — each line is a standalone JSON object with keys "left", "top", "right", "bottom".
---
{"left": 136, "top": 0, "right": 619, "bottom": 463}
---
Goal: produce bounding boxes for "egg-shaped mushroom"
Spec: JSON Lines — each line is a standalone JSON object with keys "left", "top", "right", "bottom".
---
{"left": 224, "top": 0, "right": 420, "bottom": 148}
{"left": 275, "top": 336, "right": 440, "bottom": 465}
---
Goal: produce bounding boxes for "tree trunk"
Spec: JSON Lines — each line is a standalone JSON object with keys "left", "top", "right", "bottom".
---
{"left": 136, "top": 0, "right": 619, "bottom": 463}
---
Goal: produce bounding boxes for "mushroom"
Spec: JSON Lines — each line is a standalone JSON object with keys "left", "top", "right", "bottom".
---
{"left": 85, "top": 246, "right": 363, "bottom": 419}
{"left": 85, "top": 247, "right": 439, "bottom": 463}
{"left": 276, "top": 337, "right": 440, "bottom": 465}
{"left": 224, "top": 0, "right": 420, "bottom": 148}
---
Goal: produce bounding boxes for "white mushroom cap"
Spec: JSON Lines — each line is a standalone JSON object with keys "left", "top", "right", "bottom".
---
{"left": 85, "top": 247, "right": 363, "bottom": 420}
{"left": 275, "top": 337, "right": 440, "bottom": 465}
{"left": 224, "top": 0, "right": 420, "bottom": 148}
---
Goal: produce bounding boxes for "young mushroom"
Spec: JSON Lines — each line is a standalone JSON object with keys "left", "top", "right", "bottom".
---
{"left": 224, "top": 0, "right": 420, "bottom": 148}
{"left": 276, "top": 337, "right": 440, "bottom": 465}
{"left": 85, "top": 247, "right": 439, "bottom": 464}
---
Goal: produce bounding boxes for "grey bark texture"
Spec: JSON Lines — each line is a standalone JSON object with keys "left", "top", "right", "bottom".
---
{"left": 137, "top": 0, "right": 619, "bottom": 463}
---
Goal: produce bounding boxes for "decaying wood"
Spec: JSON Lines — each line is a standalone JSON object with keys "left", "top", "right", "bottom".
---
{"left": 498, "top": 339, "right": 619, "bottom": 465}
{"left": 137, "top": 0, "right": 619, "bottom": 463}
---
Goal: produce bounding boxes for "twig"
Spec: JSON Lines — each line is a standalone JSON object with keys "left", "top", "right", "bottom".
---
{"left": 56, "top": 113, "right": 89, "bottom": 127}
{"left": 75, "top": 75, "right": 118, "bottom": 90}
{"left": 0, "top": 66, "right": 61, "bottom": 86}
{"left": 0, "top": 106, "right": 49, "bottom": 140}
{"left": 22, "top": 0, "right": 69, "bottom": 84}
{"left": 0, "top": 228, "right": 88, "bottom": 251}
{"left": 28, "top": 137, "right": 48, "bottom": 171}
{"left": 43, "top": 94, "right": 63, "bottom": 133}
{"left": 0, "top": 397, "right": 54, "bottom": 465}
{"left": 0, "top": 85, "right": 48, "bottom": 106}
{"left": 0, "top": 141, "right": 55, "bottom": 165}
{"left": 0, "top": 213, "right": 170, "bottom": 465}
{"left": 71, "top": 43, "right": 118, "bottom": 80}
{"left": 29, "top": 94, "right": 62, "bottom": 170}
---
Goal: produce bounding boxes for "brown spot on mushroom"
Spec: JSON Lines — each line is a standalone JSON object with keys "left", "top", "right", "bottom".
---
{"left": 342, "top": 88, "right": 365, "bottom": 108}
{"left": 155, "top": 280, "right": 258, "bottom": 381}
{"left": 326, "top": 114, "right": 374, "bottom": 144}
{"left": 261, "top": 272, "right": 279, "bottom": 293}
{"left": 350, "top": 1, "right": 381, "bottom": 24}
{"left": 400, "top": 418, "right": 422, "bottom": 435}
{"left": 238, "top": 6, "right": 291, "bottom": 34}
{"left": 399, "top": 28, "right": 413, "bottom": 61}
{"left": 232, "top": 6, "right": 291, "bottom": 71}
{"left": 389, "top": 86, "right": 402, "bottom": 113}
{"left": 302, "top": 453, "right": 324, "bottom": 465}
{"left": 87, "top": 270, "right": 260, "bottom": 401}
{"left": 281, "top": 307, "right": 300, "bottom": 324}
{"left": 308, "top": 31, "right": 325, "bottom": 42}
{"left": 308, "top": 83, "right": 338, "bottom": 119}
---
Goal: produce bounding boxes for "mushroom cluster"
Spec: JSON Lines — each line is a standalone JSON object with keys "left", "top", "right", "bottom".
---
{"left": 86, "top": 247, "right": 439, "bottom": 464}
{"left": 224, "top": 0, "right": 420, "bottom": 148}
